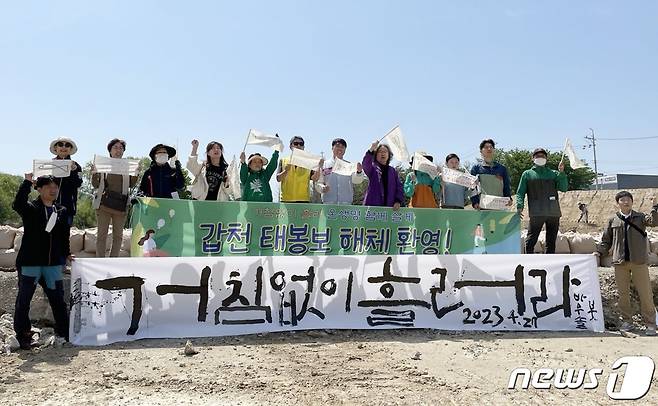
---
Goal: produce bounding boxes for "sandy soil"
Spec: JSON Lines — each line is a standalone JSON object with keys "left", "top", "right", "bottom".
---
{"left": 1, "top": 267, "right": 658, "bottom": 406}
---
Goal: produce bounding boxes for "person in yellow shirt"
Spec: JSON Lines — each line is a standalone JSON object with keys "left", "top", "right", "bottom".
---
{"left": 277, "top": 136, "right": 322, "bottom": 203}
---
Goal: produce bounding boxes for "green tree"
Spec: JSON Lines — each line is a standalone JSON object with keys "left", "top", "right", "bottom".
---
{"left": 0, "top": 173, "right": 25, "bottom": 226}
{"left": 493, "top": 148, "right": 596, "bottom": 192}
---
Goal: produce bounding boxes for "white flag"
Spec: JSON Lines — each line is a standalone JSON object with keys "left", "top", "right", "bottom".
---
{"left": 226, "top": 155, "right": 242, "bottom": 200}
{"left": 33, "top": 159, "right": 72, "bottom": 178}
{"left": 289, "top": 148, "right": 322, "bottom": 171}
{"left": 480, "top": 194, "right": 511, "bottom": 210}
{"left": 331, "top": 158, "right": 357, "bottom": 176}
{"left": 381, "top": 125, "right": 410, "bottom": 163}
{"left": 441, "top": 167, "right": 478, "bottom": 188}
{"left": 564, "top": 138, "right": 586, "bottom": 169}
{"left": 93, "top": 155, "right": 140, "bottom": 176}
{"left": 411, "top": 152, "right": 440, "bottom": 179}
{"left": 246, "top": 129, "right": 284, "bottom": 152}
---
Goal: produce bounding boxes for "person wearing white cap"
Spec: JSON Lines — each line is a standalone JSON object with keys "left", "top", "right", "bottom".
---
{"left": 49, "top": 137, "right": 83, "bottom": 226}
{"left": 239, "top": 150, "right": 279, "bottom": 202}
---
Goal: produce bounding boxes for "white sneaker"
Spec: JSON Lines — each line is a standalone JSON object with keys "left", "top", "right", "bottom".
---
{"left": 645, "top": 328, "right": 657, "bottom": 336}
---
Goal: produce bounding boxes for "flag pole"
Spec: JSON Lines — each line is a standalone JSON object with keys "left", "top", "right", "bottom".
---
{"left": 378, "top": 124, "right": 400, "bottom": 142}
{"left": 242, "top": 129, "right": 251, "bottom": 153}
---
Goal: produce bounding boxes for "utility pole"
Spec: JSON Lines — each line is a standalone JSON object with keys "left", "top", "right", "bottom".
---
{"left": 585, "top": 128, "right": 598, "bottom": 190}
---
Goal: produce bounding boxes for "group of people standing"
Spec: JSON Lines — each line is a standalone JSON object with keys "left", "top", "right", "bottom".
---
{"left": 10, "top": 133, "right": 658, "bottom": 349}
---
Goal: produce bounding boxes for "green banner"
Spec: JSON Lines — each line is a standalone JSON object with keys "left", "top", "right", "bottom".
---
{"left": 129, "top": 198, "right": 521, "bottom": 257}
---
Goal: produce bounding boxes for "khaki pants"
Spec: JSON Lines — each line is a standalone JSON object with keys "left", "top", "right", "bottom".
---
{"left": 96, "top": 206, "right": 127, "bottom": 258}
{"left": 614, "top": 262, "right": 657, "bottom": 328}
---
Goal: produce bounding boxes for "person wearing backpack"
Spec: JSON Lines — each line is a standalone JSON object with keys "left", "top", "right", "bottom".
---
{"left": 595, "top": 191, "right": 658, "bottom": 335}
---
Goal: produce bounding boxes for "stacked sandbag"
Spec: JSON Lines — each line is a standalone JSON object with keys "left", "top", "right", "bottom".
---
{"left": 555, "top": 232, "right": 571, "bottom": 254}
{"left": 0, "top": 226, "right": 19, "bottom": 268}
{"left": 13, "top": 228, "right": 23, "bottom": 251}
{"left": 520, "top": 230, "right": 543, "bottom": 253}
{"left": 0, "top": 226, "right": 17, "bottom": 249}
{"left": 69, "top": 228, "right": 85, "bottom": 254}
{"left": 568, "top": 233, "right": 597, "bottom": 254}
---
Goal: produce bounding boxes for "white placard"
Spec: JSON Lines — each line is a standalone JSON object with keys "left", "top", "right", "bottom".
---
{"left": 93, "top": 155, "right": 140, "bottom": 176}
{"left": 411, "top": 152, "right": 439, "bottom": 179}
{"left": 442, "top": 167, "right": 477, "bottom": 188}
{"left": 480, "top": 194, "right": 511, "bottom": 210}
{"left": 70, "top": 254, "right": 604, "bottom": 346}
{"left": 331, "top": 158, "right": 357, "bottom": 176}
{"left": 289, "top": 148, "right": 322, "bottom": 171}
{"left": 33, "top": 159, "right": 72, "bottom": 178}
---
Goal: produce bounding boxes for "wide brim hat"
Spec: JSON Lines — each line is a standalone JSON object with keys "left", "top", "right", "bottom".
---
{"left": 149, "top": 144, "right": 177, "bottom": 160}
{"left": 247, "top": 153, "right": 268, "bottom": 166}
{"left": 50, "top": 137, "right": 78, "bottom": 155}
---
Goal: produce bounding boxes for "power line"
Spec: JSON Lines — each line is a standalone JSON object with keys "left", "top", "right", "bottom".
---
{"left": 597, "top": 135, "right": 658, "bottom": 140}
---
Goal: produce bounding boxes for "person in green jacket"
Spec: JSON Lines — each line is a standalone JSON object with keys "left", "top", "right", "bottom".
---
{"left": 516, "top": 148, "right": 568, "bottom": 254}
{"left": 404, "top": 153, "right": 441, "bottom": 208}
{"left": 240, "top": 150, "right": 279, "bottom": 202}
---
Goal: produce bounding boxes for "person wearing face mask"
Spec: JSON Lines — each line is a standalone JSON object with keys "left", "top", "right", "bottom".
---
{"left": 91, "top": 139, "right": 139, "bottom": 257}
{"left": 187, "top": 139, "right": 230, "bottom": 201}
{"left": 49, "top": 137, "right": 83, "bottom": 226}
{"left": 139, "top": 144, "right": 185, "bottom": 198}
{"left": 362, "top": 140, "right": 404, "bottom": 210}
{"left": 516, "top": 148, "right": 567, "bottom": 254}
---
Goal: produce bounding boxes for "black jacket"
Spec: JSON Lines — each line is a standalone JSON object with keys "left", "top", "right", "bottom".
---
{"left": 139, "top": 162, "right": 185, "bottom": 198}
{"left": 13, "top": 180, "right": 71, "bottom": 267}
{"left": 53, "top": 157, "right": 83, "bottom": 216}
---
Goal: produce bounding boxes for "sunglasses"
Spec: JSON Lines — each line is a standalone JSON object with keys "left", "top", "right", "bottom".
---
{"left": 56, "top": 142, "right": 73, "bottom": 148}
{"left": 292, "top": 142, "right": 304, "bottom": 147}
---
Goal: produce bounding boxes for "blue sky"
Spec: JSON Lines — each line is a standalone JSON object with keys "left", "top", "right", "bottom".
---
{"left": 1, "top": 1, "right": 657, "bottom": 177}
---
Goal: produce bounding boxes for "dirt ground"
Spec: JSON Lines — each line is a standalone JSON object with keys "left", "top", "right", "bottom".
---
{"left": 1, "top": 267, "right": 658, "bottom": 406}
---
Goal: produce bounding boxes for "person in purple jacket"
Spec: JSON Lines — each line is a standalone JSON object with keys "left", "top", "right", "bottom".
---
{"left": 362, "top": 141, "right": 404, "bottom": 210}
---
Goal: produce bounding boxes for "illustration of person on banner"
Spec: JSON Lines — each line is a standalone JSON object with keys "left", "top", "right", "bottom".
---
{"left": 362, "top": 140, "right": 404, "bottom": 210}
{"left": 441, "top": 153, "right": 474, "bottom": 209}
{"left": 316, "top": 138, "right": 365, "bottom": 205}
{"left": 139, "top": 143, "right": 185, "bottom": 199}
{"left": 404, "top": 152, "right": 441, "bottom": 208}
{"left": 470, "top": 138, "right": 512, "bottom": 210}
{"left": 91, "top": 138, "right": 139, "bottom": 257}
{"left": 595, "top": 192, "right": 658, "bottom": 336}
{"left": 12, "top": 174, "right": 72, "bottom": 350}
{"left": 187, "top": 139, "right": 230, "bottom": 201}
{"left": 49, "top": 137, "right": 83, "bottom": 226}
{"left": 276, "top": 136, "right": 323, "bottom": 203}
{"left": 516, "top": 147, "right": 568, "bottom": 254}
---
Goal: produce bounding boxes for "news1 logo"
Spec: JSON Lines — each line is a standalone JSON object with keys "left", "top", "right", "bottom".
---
{"left": 508, "top": 356, "right": 655, "bottom": 400}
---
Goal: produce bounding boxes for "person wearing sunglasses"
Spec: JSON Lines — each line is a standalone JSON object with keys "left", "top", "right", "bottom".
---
{"left": 49, "top": 137, "right": 83, "bottom": 227}
{"left": 276, "top": 136, "right": 322, "bottom": 203}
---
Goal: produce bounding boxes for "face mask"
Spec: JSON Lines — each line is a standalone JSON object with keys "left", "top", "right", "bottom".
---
{"left": 533, "top": 158, "right": 547, "bottom": 166}
{"left": 155, "top": 153, "right": 169, "bottom": 164}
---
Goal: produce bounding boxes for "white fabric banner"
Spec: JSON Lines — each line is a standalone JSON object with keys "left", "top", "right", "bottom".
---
{"left": 246, "top": 129, "right": 284, "bottom": 152}
{"left": 564, "top": 138, "right": 586, "bottom": 169}
{"left": 411, "top": 152, "right": 439, "bottom": 179}
{"left": 226, "top": 155, "right": 242, "bottom": 200}
{"left": 381, "top": 125, "right": 410, "bottom": 163}
{"left": 289, "top": 148, "right": 322, "bottom": 171}
{"left": 442, "top": 167, "right": 477, "bottom": 188}
{"left": 480, "top": 194, "right": 511, "bottom": 210}
{"left": 93, "top": 155, "right": 140, "bottom": 176}
{"left": 33, "top": 159, "right": 72, "bottom": 178}
{"left": 70, "top": 254, "right": 604, "bottom": 346}
{"left": 331, "top": 158, "right": 357, "bottom": 176}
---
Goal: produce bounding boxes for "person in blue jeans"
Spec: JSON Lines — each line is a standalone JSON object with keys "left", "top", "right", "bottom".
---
{"left": 13, "top": 174, "right": 73, "bottom": 350}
